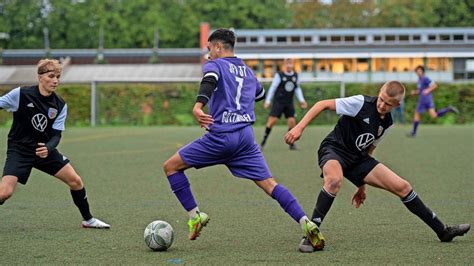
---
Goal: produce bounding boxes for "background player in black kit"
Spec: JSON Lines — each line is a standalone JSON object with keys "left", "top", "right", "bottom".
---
{"left": 261, "top": 58, "right": 307, "bottom": 149}
{"left": 0, "top": 59, "right": 110, "bottom": 229}
{"left": 285, "top": 81, "right": 470, "bottom": 252}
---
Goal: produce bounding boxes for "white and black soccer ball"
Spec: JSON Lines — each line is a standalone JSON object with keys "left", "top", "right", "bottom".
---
{"left": 144, "top": 220, "right": 174, "bottom": 251}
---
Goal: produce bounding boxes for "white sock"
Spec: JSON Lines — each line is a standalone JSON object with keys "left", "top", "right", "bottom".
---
{"left": 299, "top": 215, "right": 310, "bottom": 230}
{"left": 188, "top": 207, "right": 199, "bottom": 219}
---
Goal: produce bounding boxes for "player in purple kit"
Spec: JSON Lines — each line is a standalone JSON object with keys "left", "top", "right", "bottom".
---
{"left": 162, "top": 29, "right": 324, "bottom": 250}
{"left": 407, "top": 65, "right": 458, "bottom": 137}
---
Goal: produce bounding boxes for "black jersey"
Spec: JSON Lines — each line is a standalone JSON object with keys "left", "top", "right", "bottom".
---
{"left": 0, "top": 85, "right": 67, "bottom": 151}
{"left": 273, "top": 71, "right": 298, "bottom": 104}
{"left": 321, "top": 95, "right": 393, "bottom": 161}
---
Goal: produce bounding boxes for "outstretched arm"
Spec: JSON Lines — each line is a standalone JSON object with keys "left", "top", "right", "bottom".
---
{"left": 284, "top": 99, "right": 336, "bottom": 144}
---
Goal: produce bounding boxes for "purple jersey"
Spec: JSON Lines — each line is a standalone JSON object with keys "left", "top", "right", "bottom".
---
{"left": 202, "top": 57, "right": 263, "bottom": 133}
{"left": 417, "top": 76, "right": 433, "bottom": 102}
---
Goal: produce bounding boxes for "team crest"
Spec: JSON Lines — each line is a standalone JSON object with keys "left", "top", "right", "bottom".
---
{"left": 48, "top": 108, "right": 58, "bottom": 119}
{"left": 377, "top": 126, "right": 384, "bottom": 136}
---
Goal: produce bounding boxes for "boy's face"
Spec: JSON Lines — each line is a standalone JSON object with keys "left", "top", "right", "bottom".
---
{"left": 415, "top": 68, "right": 424, "bottom": 77}
{"left": 207, "top": 41, "right": 222, "bottom": 60}
{"left": 38, "top": 71, "right": 60, "bottom": 93}
{"left": 377, "top": 89, "right": 400, "bottom": 115}
{"left": 284, "top": 60, "right": 294, "bottom": 72}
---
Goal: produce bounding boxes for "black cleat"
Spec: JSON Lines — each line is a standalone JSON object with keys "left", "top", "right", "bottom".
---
{"left": 289, "top": 144, "right": 298, "bottom": 150}
{"left": 438, "top": 224, "right": 470, "bottom": 242}
{"left": 298, "top": 236, "right": 324, "bottom": 253}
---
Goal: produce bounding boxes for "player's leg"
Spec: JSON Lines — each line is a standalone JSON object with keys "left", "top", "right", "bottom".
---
{"left": 363, "top": 163, "right": 470, "bottom": 241}
{"left": 261, "top": 116, "right": 278, "bottom": 148}
{"left": 53, "top": 163, "right": 110, "bottom": 229}
{"left": 0, "top": 175, "right": 18, "bottom": 205}
{"left": 408, "top": 110, "right": 421, "bottom": 137}
{"left": 254, "top": 177, "right": 325, "bottom": 250}
{"left": 433, "top": 106, "right": 458, "bottom": 118}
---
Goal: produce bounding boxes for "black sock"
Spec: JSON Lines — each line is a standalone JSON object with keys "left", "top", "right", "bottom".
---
{"left": 261, "top": 127, "right": 272, "bottom": 146}
{"left": 311, "top": 187, "right": 336, "bottom": 227}
{"left": 401, "top": 190, "right": 445, "bottom": 235}
{"left": 71, "top": 187, "right": 93, "bottom": 221}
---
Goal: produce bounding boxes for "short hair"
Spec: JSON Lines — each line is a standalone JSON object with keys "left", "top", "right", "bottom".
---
{"left": 415, "top": 65, "right": 425, "bottom": 73}
{"left": 284, "top": 58, "right": 294, "bottom": 64}
{"left": 37, "top": 59, "right": 62, "bottom": 75}
{"left": 208, "top": 28, "right": 235, "bottom": 50}
{"left": 380, "top": 80, "right": 405, "bottom": 102}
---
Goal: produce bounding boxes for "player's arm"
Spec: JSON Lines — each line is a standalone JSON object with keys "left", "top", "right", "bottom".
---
{"left": 37, "top": 104, "right": 68, "bottom": 158}
{"left": 295, "top": 79, "right": 307, "bottom": 109}
{"left": 284, "top": 99, "right": 336, "bottom": 144}
{"left": 423, "top": 81, "right": 437, "bottom": 95}
{"left": 352, "top": 184, "right": 366, "bottom": 208}
{"left": 368, "top": 144, "right": 376, "bottom": 156}
{"left": 255, "top": 82, "right": 265, "bottom": 102}
{"left": 0, "top": 87, "right": 20, "bottom": 112}
{"left": 263, "top": 73, "right": 280, "bottom": 108}
{"left": 193, "top": 72, "right": 217, "bottom": 130}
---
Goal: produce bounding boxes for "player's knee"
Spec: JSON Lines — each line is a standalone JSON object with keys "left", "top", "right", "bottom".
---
{"left": 163, "top": 160, "right": 175, "bottom": 176}
{"left": 324, "top": 175, "right": 343, "bottom": 194}
{"left": 67, "top": 176, "right": 83, "bottom": 190}
{"left": 397, "top": 180, "right": 412, "bottom": 197}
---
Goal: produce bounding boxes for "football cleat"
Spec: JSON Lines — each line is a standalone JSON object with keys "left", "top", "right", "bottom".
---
{"left": 303, "top": 220, "right": 325, "bottom": 250}
{"left": 299, "top": 236, "right": 317, "bottom": 253}
{"left": 188, "top": 211, "right": 210, "bottom": 240}
{"left": 81, "top": 217, "right": 111, "bottom": 229}
{"left": 289, "top": 143, "right": 298, "bottom": 150}
{"left": 449, "top": 106, "right": 459, "bottom": 114}
{"left": 438, "top": 224, "right": 470, "bottom": 242}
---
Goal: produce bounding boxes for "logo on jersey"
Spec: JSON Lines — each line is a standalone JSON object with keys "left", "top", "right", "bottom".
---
{"left": 48, "top": 108, "right": 58, "bottom": 119}
{"left": 284, "top": 81, "right": 295, "bottom": 92}
{"left": 355, "top": 133, "right": 375, "bottom": 151}
{"left": 363, "top": 118, "right": 370, "bottom": 124}
{"left": 27, "top": 103, "right": 34, "bottom": 108}
{"left": 31, "top": 114, "right": 48, "bottom": 132}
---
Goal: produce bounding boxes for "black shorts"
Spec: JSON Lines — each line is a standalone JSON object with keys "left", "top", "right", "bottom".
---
{"left": 3, "top": 148, "right": 70, "bottom": 185}
{"left": 269, "top": 102, "right": 295, "bottom": 119}
{"left": 317, "top": 145, "right": 379, "bottom": 187}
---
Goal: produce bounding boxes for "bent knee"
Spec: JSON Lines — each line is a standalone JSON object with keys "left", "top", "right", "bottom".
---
{"left": 397, "top": 180, "right": 413, "bottom": 197}
{"left": 67, "top": 176, "right": 83, "bottom": 190}
{"left": 323, "top": 175, "right": 343, "bottom": 194}
{"left": 163, "top": 160, "right": 176, "bottom": 176}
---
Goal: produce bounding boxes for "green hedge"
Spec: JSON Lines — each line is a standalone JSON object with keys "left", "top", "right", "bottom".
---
{"left": 1, "top": 82, "right": 473, "bottom": 126}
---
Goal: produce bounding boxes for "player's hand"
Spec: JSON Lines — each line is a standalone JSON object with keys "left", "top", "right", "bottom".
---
{"left": 422, "top": 89, "right": 430, "bottom": 96}
{"left": 36, "top": 143, "right": 49, "bottom": 158}
{"left": 284, "top": 126, "right": 302, "bottom": 145}
{"left": 193, "top": 108, "right": 213, "bottom": 130}
{"left": 300, "top": 101, "right": 308, "bottom": 109}
{"left": 351, "top": 186, "right": 366, "bottom": 208}
{"left": 263, "top": 102, "right": 270, "bottom": 109}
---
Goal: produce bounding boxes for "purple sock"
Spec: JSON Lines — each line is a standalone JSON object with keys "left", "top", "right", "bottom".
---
{"left": 271, "top": 184, "right": 305, "bottom": 223}
{"left": 437, "top": 107, "right": 451, "bottom": 117}
{"left": 167, "top": 171, "right": 197, "bottom": 211}
{"left": 411, "top": 121, "right": 419, "bottom": 135}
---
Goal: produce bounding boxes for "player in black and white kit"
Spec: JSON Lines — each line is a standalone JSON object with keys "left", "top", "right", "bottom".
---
{"left": 260, "top": 58, "right": 307, "bottom": 149}
{"left": 0, "top": 59, "right": 110, "bottom": 229}
{"left": 284, "top": 81, "right": 470, "bottom": 252}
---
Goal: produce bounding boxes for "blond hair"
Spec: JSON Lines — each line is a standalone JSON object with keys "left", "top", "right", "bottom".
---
{"left": 37, "top": 59, "right": 62, "bottom": 75}
{"left": 380, "top": 81, "right": 405, "bottom": 102}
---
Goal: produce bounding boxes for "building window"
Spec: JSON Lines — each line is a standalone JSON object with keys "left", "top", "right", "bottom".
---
{"left": 412, "top": 35, "right": 421, "bottom": 41}
{"left": 276, "top": 36, "right": 286, "bottom": 43}
{"left": 357, "top": 35, "right": 366, "bottom": 42}
{"left": 428, "top": 35, "right": 437, "bottom": 41}
{"left": 331, "top": 36, "right": 342, "bottom": 42}
{"left": 250, "top": 37, "right": 258, "bottom": 43}
{"left": 304, "top": 36, "right": 312, "bottom": 43}
{"left": 265, "top": 36, "right": 273, "bottom": 43}
{"left": 320, "top": 36, "right": 328, "bottom": 43}
{"left": 374, "top": 35, "right": 383, "bottom": 42}
{"left": 290, "top": 36, "right": 301, "bottom": 43}
{"left": 345, "top": 36, "right": 355, "bottom": 42}
{"left": 468, "top": 35, "right": 474, "bottom": 41}
{"left": 399, "top": 35, "right": 409, "bottom": 42}
{"left": 440, "top": 35, "right": 450, "bottom": 41}
{"left": 385, "top": 35, "right": 396, "bottom": 42}
{"left": 453, "top": 35, "right": 464, "bottom": 41}
{"left": 237, "top": 37, "right": 246, "bottom": 43}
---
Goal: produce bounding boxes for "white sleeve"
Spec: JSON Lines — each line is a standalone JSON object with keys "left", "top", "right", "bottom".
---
{"left": 373, "top": 125, "right": 393, "bottom": 146}
{"left": 294, "top": 87, "right": 305, "bottom": 103}
{"left": 0, "top": 87, "right": 20, "bottom": 112}
{"left": 52, "top": 104, "right": 67, "bottom": 130}
{"left": 335, "top": 95, "right": 364, "bottom": 117}
{"left": 264, "top": 73, "right": 281, "bottom": 104}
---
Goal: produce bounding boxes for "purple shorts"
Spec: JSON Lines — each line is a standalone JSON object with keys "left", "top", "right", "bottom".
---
{"left": 178, "top": 126, "right": 272, "bottom": 181}
{"left": 416, "top": 97, "right": 435, "bottom": 113}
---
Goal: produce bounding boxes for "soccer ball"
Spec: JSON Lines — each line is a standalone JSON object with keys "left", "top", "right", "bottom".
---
{"left": 144, "top": 220, "right": 174, "bottom": 251}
